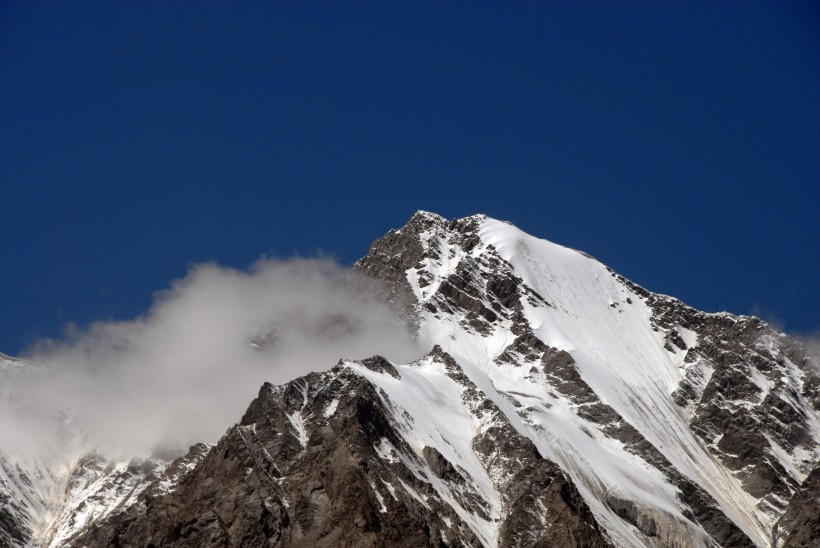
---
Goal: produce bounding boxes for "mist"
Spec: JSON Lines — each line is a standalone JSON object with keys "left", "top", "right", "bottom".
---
{"left": 4, "top": 257, "right": 423, "bottom": 457}
{"left": 795, "top": 330, "right": 820, "bottom": 374}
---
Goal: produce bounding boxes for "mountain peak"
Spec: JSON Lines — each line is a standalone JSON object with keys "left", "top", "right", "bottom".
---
{"left": 409, "top": 209, "right": 447, "bottom": 224}
{"left": 355, "top": 211, "right": 820, "bottom": 547}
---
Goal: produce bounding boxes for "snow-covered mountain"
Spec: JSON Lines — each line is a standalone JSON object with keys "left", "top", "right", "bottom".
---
{"left": 2, "top": 212, "right": 818, "bottom": 547}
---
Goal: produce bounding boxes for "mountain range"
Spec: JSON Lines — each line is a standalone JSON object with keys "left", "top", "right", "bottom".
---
{"left": 1, "top": 212, "right": 818, "bottom": 547}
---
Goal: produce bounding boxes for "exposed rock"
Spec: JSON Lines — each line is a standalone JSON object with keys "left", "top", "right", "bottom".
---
{"left": 359, "top": 355, "right": 401, "bottom": 379}
{"left": 422, "top": 446, "right": 462, "bottom": 483}
{"left": 606, "top": 494, "right": 658, "bottom": 537}
{"left": 774, "top": 465, "right": 820, "bottom": 548}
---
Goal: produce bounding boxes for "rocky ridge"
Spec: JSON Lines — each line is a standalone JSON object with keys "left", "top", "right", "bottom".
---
{"left": 74, "top": 348, "right": 609, "bottom": 547}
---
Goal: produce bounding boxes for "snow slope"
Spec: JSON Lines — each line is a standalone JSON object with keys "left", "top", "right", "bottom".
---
{"left": 379, "top": 212, "right": 820, "bottom": 547}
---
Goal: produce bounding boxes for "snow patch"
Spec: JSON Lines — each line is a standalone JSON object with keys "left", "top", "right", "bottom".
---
{"left": 323, "top": 399, "right": 339, "bottom": 418}
{"left": 286, "top": 412, "right": 308, "bottom": 447}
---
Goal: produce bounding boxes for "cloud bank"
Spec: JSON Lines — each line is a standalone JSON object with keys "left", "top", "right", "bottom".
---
{"left": 5, "top": 258, "right": 422, "bottom": 456}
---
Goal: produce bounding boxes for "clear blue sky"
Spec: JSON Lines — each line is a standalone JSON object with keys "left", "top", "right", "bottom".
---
{"left": 1, "top": 2, "right": 818, "bottom": 354}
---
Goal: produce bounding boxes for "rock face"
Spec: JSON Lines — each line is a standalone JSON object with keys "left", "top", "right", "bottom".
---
{"left": 2, "top": 212, "right": 819, "bottom": 547}
{"left": 773, "top": 465, "right": 820, "bottom": 547}
{"left": 644, "top": 286, "right": 819, "bottom": 519}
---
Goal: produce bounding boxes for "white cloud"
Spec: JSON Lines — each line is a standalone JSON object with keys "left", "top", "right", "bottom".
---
{"left": 8, "top": 257, "right": 422, "bottom": 456}
{"left": 793, "top": 329, "right": 820, "bottom": 374}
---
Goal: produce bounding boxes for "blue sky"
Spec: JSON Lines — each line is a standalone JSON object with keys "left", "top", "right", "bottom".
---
{"left": 1, "top": 1, "right": 818, "bottom": 354}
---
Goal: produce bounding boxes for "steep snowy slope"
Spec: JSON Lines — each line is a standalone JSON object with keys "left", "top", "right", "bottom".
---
{"left": 355, "top": 212, "right": 820, "bottom": 547}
